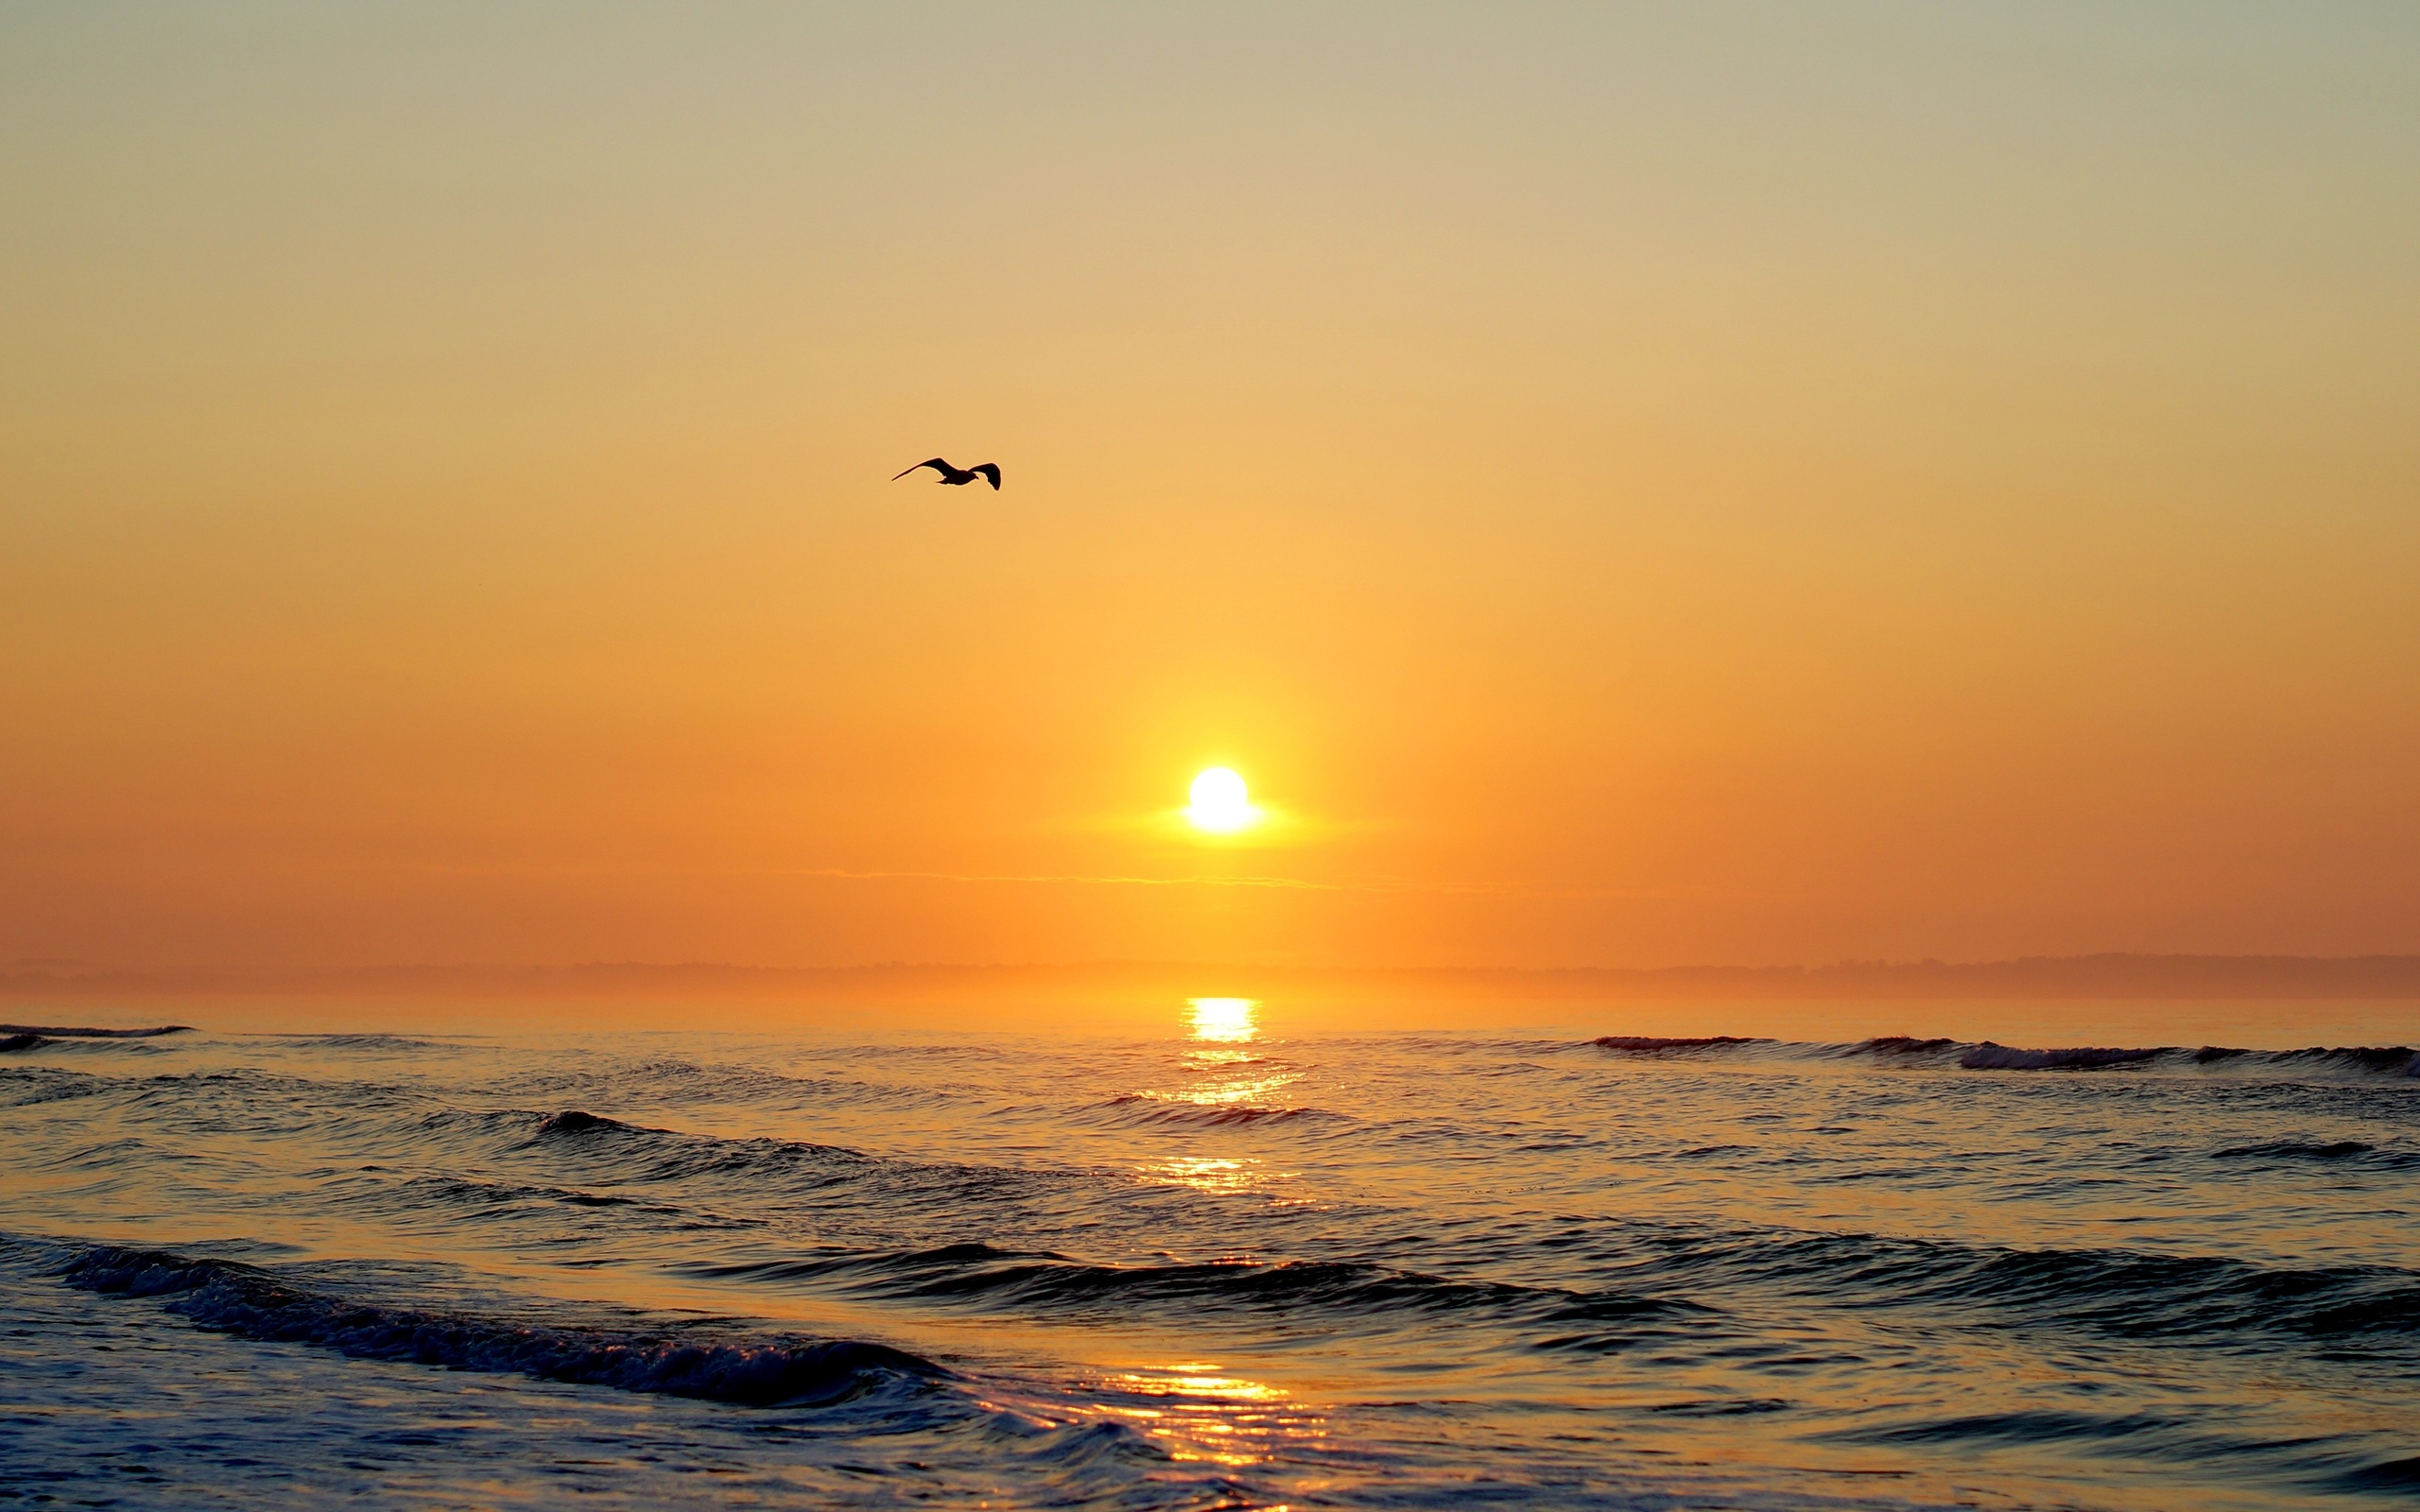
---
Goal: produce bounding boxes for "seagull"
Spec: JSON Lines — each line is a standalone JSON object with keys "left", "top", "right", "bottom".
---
{"left": 892, "top": 458, "right": 1001, "bottom": 490}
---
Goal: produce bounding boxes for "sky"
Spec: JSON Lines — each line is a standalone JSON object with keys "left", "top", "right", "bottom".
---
{"left": 3, "top": 3, "right": 2416, "bottom": 973}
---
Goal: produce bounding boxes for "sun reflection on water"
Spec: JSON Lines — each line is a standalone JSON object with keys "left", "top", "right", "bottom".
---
{"left": 1096, "top": 1363, "right": 1314, "bottom": 1470}
{"left": 1187, "top": 997, "right": 1258, "bottom": 1043}
{"left": 1123, "top": 998, "right": 1305, "bottom": 1198}
{"left": 1143, "top": 1156, "right": 1256, "bottom": 1194}
{"left": 1179, "top": 998, "right": 1293, "bottom": 1108}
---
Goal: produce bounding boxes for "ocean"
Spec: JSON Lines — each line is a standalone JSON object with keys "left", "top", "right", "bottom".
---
{"left": 3, "top": 1001, "right": 2415, "bottom": 1509}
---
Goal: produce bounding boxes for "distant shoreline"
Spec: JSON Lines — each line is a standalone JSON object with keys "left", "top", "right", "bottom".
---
{"left": 5, "top": 954, "right": 2418, "bottom": 1003}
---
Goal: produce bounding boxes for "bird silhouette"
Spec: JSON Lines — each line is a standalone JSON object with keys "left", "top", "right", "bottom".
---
{"left": 892, "top": 458, "right": 1001, "bottom": 490}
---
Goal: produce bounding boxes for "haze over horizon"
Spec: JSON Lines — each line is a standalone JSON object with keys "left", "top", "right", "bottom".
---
{"left": 6, "top": 4, "right": 2416, "bottom": 977}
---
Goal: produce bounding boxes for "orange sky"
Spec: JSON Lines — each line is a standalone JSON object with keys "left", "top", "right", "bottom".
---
{"left": 3, "top": 6, "right": 2416, "bottom": 971}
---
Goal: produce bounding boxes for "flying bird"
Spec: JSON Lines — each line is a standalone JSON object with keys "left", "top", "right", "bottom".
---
{"left": 892, "top": 458, "right": 1001, "bottom": 490}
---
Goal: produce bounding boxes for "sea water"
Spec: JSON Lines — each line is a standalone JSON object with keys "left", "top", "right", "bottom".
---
{"left": 2, "top": 1007, "right": 2415, "bottom": 1509}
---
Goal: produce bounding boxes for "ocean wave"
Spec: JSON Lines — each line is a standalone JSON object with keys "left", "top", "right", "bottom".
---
{"left": 1965, "top": 1042, "right": 2419, "bottom": 1076}
{"left": 1630, "top": 1225, "right": 2420, "bottom": 1348}
{"left": 511, "top": 1107, "right": 873, "bottom": 1179}
{"left": 2339, "top": 1454, "right": 2420, "bottom": 1492}
{"left": 6, "top": 1074, "right": 1113, "bottom": 1238}
{"left": 2211, "top": 1140, "right": 2375, "bottom": 1160}
{"left": 1957, "top": 1042, "right": 2168, "bottom": 1071}
{"left": 1092, "top": 1094, "right": 1346, "bottom": 1127}
{"left": 690, "top": 1242, "right": 1711, "bottom": 1333}
{"left": 1591, "top": 1036, "right": 1771, "bottom": 1055}
{"left": 1821, "top": 1402, "right": 2420, "bottom": 1499}
{"left": 54, "top": 1243, "right": 946, "bottom": 1406}
{"left": 1643, "top": 1397, "right": 1794, "bottom": 1417}
{"left": 0, "top": 1032, "right": 177, "bottom": 1060}
{"left": 1585, "top": 1033, "right": 2420, "bottom": 1078}
{"left": 2264, "top": 1044, "right": 2420, "bottom": 1075}
{"left": 263, "top": 1033, "right": 471, "bottom": 1053}
{"left": 330, "top": 1171, "right": 674, "bottom": 1216}
{"left": 0, "top": 1023, "right": 191, "bottom": 1039}
{"left": 0, "top": 1067, "right": 109, "bottom": 1106}
{"left": 1854, "top": 1036, "right": 1960, "bottom": 1055}
{"left": 486, "top": 1058, "right": 913, "bottom": 1113}
{"left": 533, "top": 1108, "right": 633, "bottom": 1139}
{"left": 2207, "top": 1139, "right": 2420, "bottom": 1171}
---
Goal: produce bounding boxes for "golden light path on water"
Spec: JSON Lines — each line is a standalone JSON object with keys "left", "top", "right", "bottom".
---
{"left": 1084, "top": 997, "right": 1307, "bottom": 1474}
{"left": 1133, "top": 1001, "right": 1303, "bottom": 1202}
{"left": 1129, "top": 999, "right": 1293, "bottom": 1198}
{"left": 825, "top": 997, "right": 1320, "bottom": 1484}
{"left": 1178, "top": 1001, "right": 1292, "bottom": 1107}
{"left": 1093, "top": 1362, "right": 1316, "bottom": 1473}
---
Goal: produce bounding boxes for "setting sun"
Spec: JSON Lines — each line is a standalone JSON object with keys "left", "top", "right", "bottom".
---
{"left": 1184, "top": 767, "right": 1257, "bottom": 833}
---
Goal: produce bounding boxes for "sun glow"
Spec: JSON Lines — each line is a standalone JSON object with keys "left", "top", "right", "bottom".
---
{"left": 1185, "top": 767, "right": 1258, "bottom": 833}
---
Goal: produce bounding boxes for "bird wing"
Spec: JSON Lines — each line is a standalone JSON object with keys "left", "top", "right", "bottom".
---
{"left": 973, "top": 463, "right": 1001, "bottom": 490}
{"left": 892, "top": 458, "right": 951, "bottom": 480}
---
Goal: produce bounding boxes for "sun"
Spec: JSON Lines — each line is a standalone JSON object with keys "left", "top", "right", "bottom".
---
{"left": 1185, "top": 766, "right": 1258, "bottom": 833}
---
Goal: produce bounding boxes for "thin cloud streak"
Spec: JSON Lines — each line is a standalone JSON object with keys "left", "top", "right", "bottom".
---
{"left": 396, "top": 862, "right": 1680, "bottom": 901}
{"left": 787, "top": 868, "right": 1680, "bottom": 901}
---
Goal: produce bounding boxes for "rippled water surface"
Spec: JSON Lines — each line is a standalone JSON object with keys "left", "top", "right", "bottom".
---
{"left": 4, "top": 1005, "right": 2417, "bottom": 1509}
